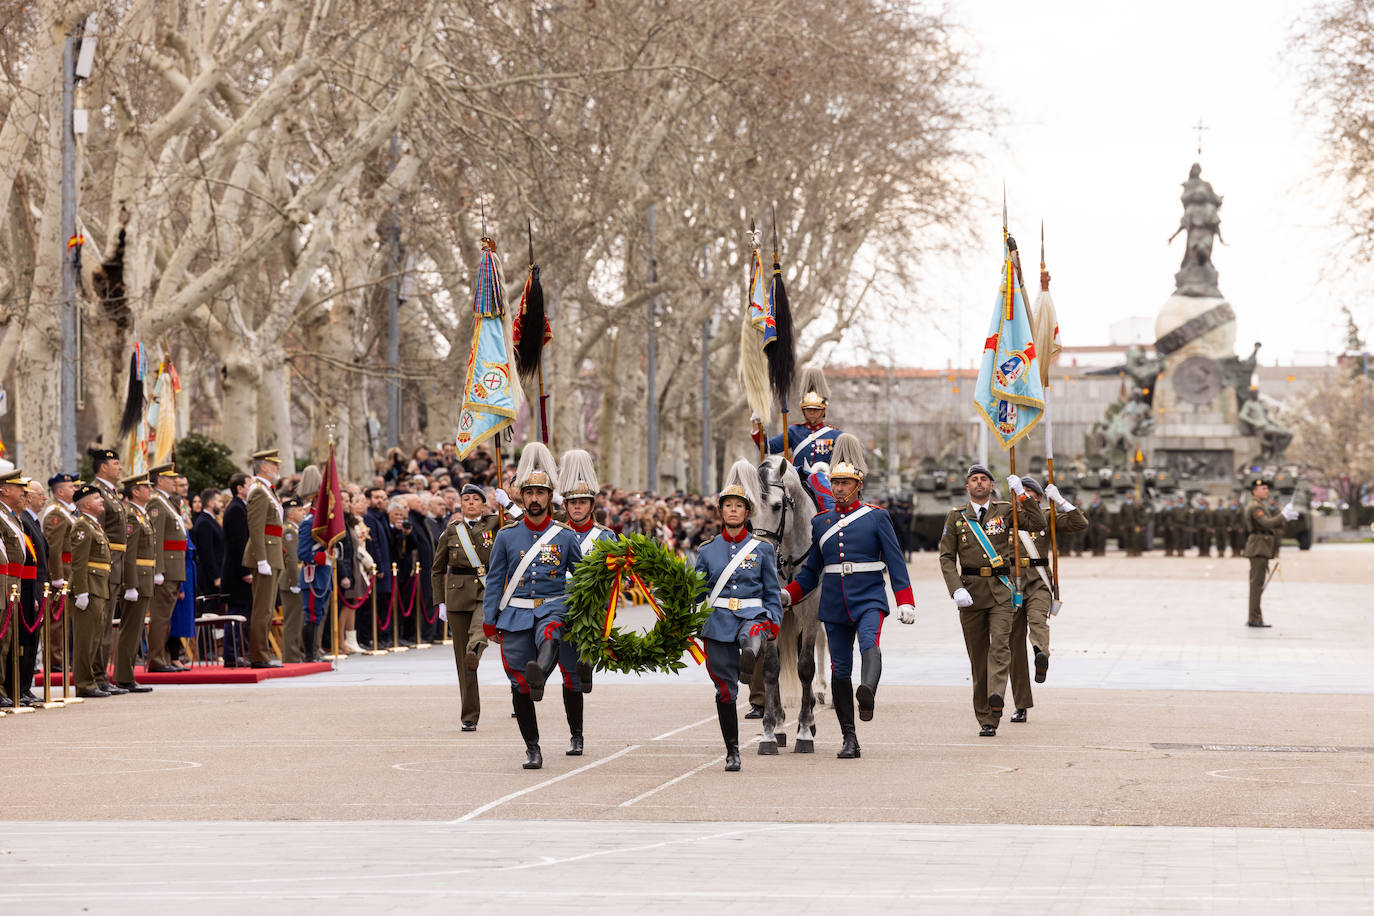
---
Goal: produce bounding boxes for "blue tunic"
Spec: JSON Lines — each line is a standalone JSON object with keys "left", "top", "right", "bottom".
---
{"left": 761, "top": 423, "right": 843, "bottom": 475}
{"left": 693, "top": 531, "right": 782, "bottom": 642}
{"left": 787, "top": 501, "right": 913, "bottom": 625}
{"left": 482, "top": 517, "right": 584, "bottom": 632}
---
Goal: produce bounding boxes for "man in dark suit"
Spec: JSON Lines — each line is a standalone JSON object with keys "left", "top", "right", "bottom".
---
{"left": 219, "top": 474, "right": 252, "bottom": 666}
{"left": 407, "top": 494, "right": 437, "bottom": 643}
{"left": 361, "top": 487, "right": 391, "bottom": 649}
{"left": 191, "top": 488, "right": 226, "bottom": 616}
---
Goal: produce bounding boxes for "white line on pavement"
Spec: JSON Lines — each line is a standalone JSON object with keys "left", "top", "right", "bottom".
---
{"left": 449, "top": 744, "right": 640, "bottom": 823}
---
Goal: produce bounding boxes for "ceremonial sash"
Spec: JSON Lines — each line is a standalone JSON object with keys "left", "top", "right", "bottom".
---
{"left": 154, "top": 493, "right": 186, "bottom": 533}
{"left": 965, "top": 508, "right": 1020, "bottom": 608}
{"left": 453, "top": 521, "right": 484, "bottom": 574}
{"left": 817, "top": 505, "right": 873, "bottom": 551}
{"left": 705, "top": 538, "right": 761, "bottom": 610}
{"left": 499, "top": 524, "right": 562, "bottom": 610}
{"left": 579, "top": 527, "right": 605, "bottom": 554}
{"left": 1017, "top": 530, "right": 1063, "bottom": 616}
{"left": 793, "top": 425, "right": 835, "bottom": 461}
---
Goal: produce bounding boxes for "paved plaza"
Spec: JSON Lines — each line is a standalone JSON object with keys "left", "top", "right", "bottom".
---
{"left": 2, "top": 544, "right": 1371, "bottom": 913}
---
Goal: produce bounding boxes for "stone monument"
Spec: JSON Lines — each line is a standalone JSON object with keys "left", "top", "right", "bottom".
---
{"left": 1138, "top": 163, "right": 1290, "bottom": 485}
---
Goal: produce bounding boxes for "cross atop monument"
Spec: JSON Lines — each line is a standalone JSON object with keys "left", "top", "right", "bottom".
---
{"left": 1193, "top": 119, "right": 1208, "bottom": 157}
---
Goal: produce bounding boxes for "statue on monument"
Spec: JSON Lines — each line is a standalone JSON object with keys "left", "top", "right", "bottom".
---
{"left": 1167, "top": 163, "right": 1224, "bottom": 298}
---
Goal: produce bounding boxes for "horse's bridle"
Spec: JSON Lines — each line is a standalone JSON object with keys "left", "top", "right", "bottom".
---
{"left": 755, "top": 466, "right": 802, "bottom": 579}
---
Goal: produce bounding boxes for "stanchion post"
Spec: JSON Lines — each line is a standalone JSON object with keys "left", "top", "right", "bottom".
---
{"left": 413, "top": 561, "right": 428, "bottom": 649}
{"left": 363, "top": 583, "right": 387, "bottom": 656}
{"left": 389, "top": 563, "right": 406, "bottom": 652}
{"left": 329, "top": 543, "right": 341, "bottom": 667}
{"left": 59, "top": 587, "right": 79, "bottom": 703}
{"left": 39, "top": 584, "right": 62, "bottom": 708}
{"left": 8, "top": 585, "right": 33, "bottom": 714}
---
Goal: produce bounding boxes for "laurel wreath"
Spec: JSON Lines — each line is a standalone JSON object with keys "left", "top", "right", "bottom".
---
{"left": 564, "top": 534, "right": 710, "bottom": 675}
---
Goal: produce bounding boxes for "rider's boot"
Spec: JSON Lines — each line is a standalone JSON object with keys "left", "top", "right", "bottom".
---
{"left": 717, "top": 699, "right": 741, "bottom": 772}
{"left": 855, "top": 647, "right": 882, "bottom": 722}
{"left": 563, "top": 686, "right": 584, "bottom": 756}
{"left": 833, "top": 678, "right": 861, "bottom": 759}
{"left": 739, "top": 630, "right": 766, "bottom": 680}
{"left": 511, "top": 686, "right": 542, "bottom": 769}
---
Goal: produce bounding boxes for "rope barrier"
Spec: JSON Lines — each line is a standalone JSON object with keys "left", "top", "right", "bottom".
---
{"left": 338, "top": 577, "right": 374, "bottom": 611}
{"left": 398, "top": 575, "right": 418, "bottom": 618}
{"left": 377, "top": 583, "right": 396, "bottom": 633}
{"left": 22, "top": 593, "right": 43, "bottom": 634}
{"left": 0, "top": 597, "right": 10, "bottom": 641}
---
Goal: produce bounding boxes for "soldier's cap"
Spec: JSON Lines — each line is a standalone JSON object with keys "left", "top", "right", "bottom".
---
{"left": 119, "top": 471, "right": 152, "bottom": 488}
{"left": 48, "top": 473, "right": 78, "bottom": 488}
{"left": 0, "top": 468, "right": 24, "bottom": 486}
{"left": 73, "top": 483, "right": 101, "bottom": 503}
{"left": 87, "top": 447, "right": 119, "bottom": 465}
{"left": 282, "top": 496, "right": 302, "bottom": 510}
{"left": 1248, "top": 476, "right": 1272, "bottom": 490}
{"left": 149, "top": 463, "right": 177, "bottom": 477}
{"left": 251, "top": 448, "right": 281, "bottom": 463}
{"left": 966, "top": 464, "right": 994, "bottom": 481}
{"left": 1021, "top": 476, "right": 1044, "bottom": 496}
{"left": 460, "top": 483, "right": 486, "bottom": 499}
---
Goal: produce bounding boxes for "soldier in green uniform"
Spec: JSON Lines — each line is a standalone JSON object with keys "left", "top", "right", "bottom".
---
{"left": 69, "top": 483, "right": 114, "bottom": 697}
{"left": 114, "top": 471, "right": 155, "bottom": 692}
{"left": 1159, "top": 497, "right": 1177, "bottom": 556}
{"left": 1119, "top": 492, "right": 1142, "bottom": 556}
{"left": 433, "top": 483, "right": 500, "bottom": 731}
{"left": 1227, "top": 496, "right": 1246, "bottom": 556}
{"left": 143, "top": 464, "right": 189, "bottom": 672}
{"left": 89, "top": 449, "right": 129, "bottom": 694}
{"left": 1008, "top": 477, "right": 1087, "bottom": 722}
{"left": 1085, "top": 494, "right": 1108, "bottom": 556}
{"left": 0, "top": 469, "right": 34, "bottom": 707}
{"left": 938, "top": 465, "right": 1046, "bottom": 737}
{"left": 39, "top": 473, "right": 79, "bottom": 677}
{"left": 244, "top": 449, "right": 285, "bottom": 668}
{"left": 278, "top": 497, "right": 306, "bottom": 663}
{"left": 1243, "top": 478, "right": 1297, "bottom": 628}
{"left": 1195, "top": 497, "right": 1213, "bottom": 558}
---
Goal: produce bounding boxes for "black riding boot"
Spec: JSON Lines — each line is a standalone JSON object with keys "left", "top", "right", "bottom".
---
{"left": 563, "top": 687, "right": 584, "bottom": 756}
{"left": 302, "top": 623, "right": 319, "bottom": 662}
{"left": 578, "top": 661, "right": 593, "bottom": 694}
{"left": 717, "top": 700, "right": 741, "bottom": 771}
{"left": 855, "top": 647, "right": 882, "bottom": 722}
{"left": 511, "top": 687, "right": 542, "bottom": 769}
{"left": 832, "top": 678, "right": 861, "bottom": 759}
{"left": 526, "top": 637, "right": 559, "bottom": 702}
{"left": 739, "top": 631, "right": 765, "bottom": 681}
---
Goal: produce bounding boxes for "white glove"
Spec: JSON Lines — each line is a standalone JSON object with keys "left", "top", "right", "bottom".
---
{"left": 50, "top": 578, "right": 66, "bottom": 589}
{"left": 123, "top": 588, "right": 138, "bottom": 601}
{"left": 493, "top": 488, "right": 512, "bottom": 507}
{"left": 952, "top": 587, "right": 973, "bottom": 608}
{"left": 1044, "top": 484, "right": 1073, "bottom": 511}
{"left": 75, "top": 593, "right": 89, "bottom": 610}
{"left": 897, "top": 604, "right": 916, "bottom": 624}
{"left": 779, "top": 589, "right": 792, "bottom": 608}
{"left": 257, "top": 560, "right": 272, "bottom": 575}
{"left": 1006, "top": 474, "right": 1024, "bottom": 496}
{"left": 1281, "top": 503, "right": 1300, "bottom": 522}
{"left": 552, "top": 492, "right": 565, "bottom": 507}
{"left": 153, "top": 573, "right": 164, "bottom": 586}
{"left": 438, "top": 602, "right": 448, "bottom": 622}
{"left": 289, "top": 586, "right": 301, "bottom": 594}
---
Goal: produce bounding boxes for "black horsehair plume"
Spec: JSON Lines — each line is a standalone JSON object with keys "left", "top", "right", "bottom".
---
{"left": 513, "top": 219, "right": 547, "bottom": 382}
{"left": 117, "top": 349, "right": 142, "bottom": 439}
{"left": 765, "top": 205, "right": 796, "bottom": 404}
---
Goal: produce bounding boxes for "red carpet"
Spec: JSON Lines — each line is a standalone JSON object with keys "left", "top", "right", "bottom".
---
{"left": 37, "top": 662, "right": 334, "bottom": 686}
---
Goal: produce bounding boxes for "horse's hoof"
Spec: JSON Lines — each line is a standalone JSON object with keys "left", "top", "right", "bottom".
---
{"left": 793, "top": 739, "right": 814, "bottom": 754}
{"left": 757, "top": 740, "right": 779, "bottom": 756}
{"left": 775, "top": 732, "right": 787, "bottom": 748}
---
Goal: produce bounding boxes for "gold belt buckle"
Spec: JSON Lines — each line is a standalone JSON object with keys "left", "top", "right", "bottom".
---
{"left": 477, "top": 566, "right": 486, "bottom": 577}
{"left": 532, "top": 597, "right": 544, "bottom": 608}
{"left": 728, "top": 597, "right": 740, "bottom": 611}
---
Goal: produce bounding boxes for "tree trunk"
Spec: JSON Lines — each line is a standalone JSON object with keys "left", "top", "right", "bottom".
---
{"left": 257, "top": 356, "right": 295, "bottom": 471}
{"left": 220, "top": 350, "right": 262, "bottom": 466}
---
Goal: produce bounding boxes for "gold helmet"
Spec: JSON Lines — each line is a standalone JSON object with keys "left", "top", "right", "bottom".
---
{"left": 558, "top": 449, "right": 600, "bottom": 499}
{"left": 718, "top": 458, "right": 762, "bottom": 513}
{"left": 797, "top": 365, "right": 831, "bottom": 411}
{"left": 828, "top": 433, "right": 867, "bottom": 482}
{"left": 514, "top": 442, "right": 559, "bottom": 492}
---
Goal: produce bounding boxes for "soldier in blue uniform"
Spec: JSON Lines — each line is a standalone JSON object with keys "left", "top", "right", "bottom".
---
{"left": 781, "top": 433, "right": 916, "bottom": 759}
{"left": 482, "top": 443, "right": 584, "bottom": 770}
{"left": 555, "top": 448, "right": 615, "bottom": 753}
{"left": 750, "top": 366, "right": 842, "bottom": 509}
{"left": 695, "top": 459, "right": 783, "bottom": 772}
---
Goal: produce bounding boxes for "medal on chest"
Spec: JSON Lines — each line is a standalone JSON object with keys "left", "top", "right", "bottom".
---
{"left": 983, "top": 516, "right": 1006, "bottom": 537}
{"left": 538, "top": 543, "right": 561, "bottom": 565}
{"left": 812, "top": 439, "right": 832, "bottom": 456}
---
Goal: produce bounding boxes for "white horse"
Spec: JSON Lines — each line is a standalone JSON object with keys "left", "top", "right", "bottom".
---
{"left": 754, "top": 455, "right": 827, "bottom": 753}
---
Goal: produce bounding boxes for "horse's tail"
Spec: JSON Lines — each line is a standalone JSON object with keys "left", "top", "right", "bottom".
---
{"left": 779, "top": 606, "right": 802, "bottom": 709}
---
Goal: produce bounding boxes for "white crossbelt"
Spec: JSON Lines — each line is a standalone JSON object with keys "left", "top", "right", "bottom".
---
{"left": 499, "top": 524, "right": 563, "bottom": 609}
{"left": 711, "top": 597, "right": 762, "bottom": 609}
{"left": 704, "top": 537, "right": 762, "bottom": 609}
{"left": 816, "top": 504, "right": 874, "bottom": 550}
{"left": 822, "top": 560, "right": 884, "bottom": 575}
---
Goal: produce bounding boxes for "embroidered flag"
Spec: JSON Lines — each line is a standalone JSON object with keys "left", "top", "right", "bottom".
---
{"left": 456, "top": 238, "right": 517, "bottom": 460}
{"left": 975, "top": 243, "right": 1045, "bottom": 449}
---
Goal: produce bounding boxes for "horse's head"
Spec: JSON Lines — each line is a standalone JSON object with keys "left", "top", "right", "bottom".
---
{"left": 756, "top": 455, "right": 790, "bottom": 514}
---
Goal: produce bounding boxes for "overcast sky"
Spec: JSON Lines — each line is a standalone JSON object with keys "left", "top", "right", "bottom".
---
{"left": 832, "top": 0, "right": 1365, "bottom": 371}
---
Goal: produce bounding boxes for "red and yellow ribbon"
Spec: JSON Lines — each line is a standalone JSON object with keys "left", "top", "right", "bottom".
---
{"left": 602, "top": 551, "right": 704, "bottom": 664}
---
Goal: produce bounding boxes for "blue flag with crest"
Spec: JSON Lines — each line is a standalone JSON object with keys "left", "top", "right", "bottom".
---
{"left": 974, "top": 243, "right": 1045, "bottom": 449}
{"left": 456, "top": 239, "right": 517, "bottom": 460}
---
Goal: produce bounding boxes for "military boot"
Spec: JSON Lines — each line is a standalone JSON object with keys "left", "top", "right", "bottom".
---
{"left": 511, "top": 687, "right": 542, "bottom": 769}
{"left": 717, "top": 700, "right": 741, "bottom": 772}
{"left": 855, "top": 647, "right": 882, "bottom": 722}
{"left": 577, "top": 661, "right": 594, "bottom": 694}
{"left": 525, "top": 636, "right": 560, "bottom": 702}
{"left": 738, "top": 631, "right": 766, "bottom": 681}
{"left": 563, "top": 687, "right": 584, "bottom": 756}
{"left": 832, "top": 678, "right": 860, "bottom": 759}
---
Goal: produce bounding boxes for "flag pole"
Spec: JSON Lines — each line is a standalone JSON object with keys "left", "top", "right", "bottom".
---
{"left": 1041, "top": 226, "right": 1061, "bottom": 599}
{"left": 1003, "top": 206, "right": 1022, "bottom": 605}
